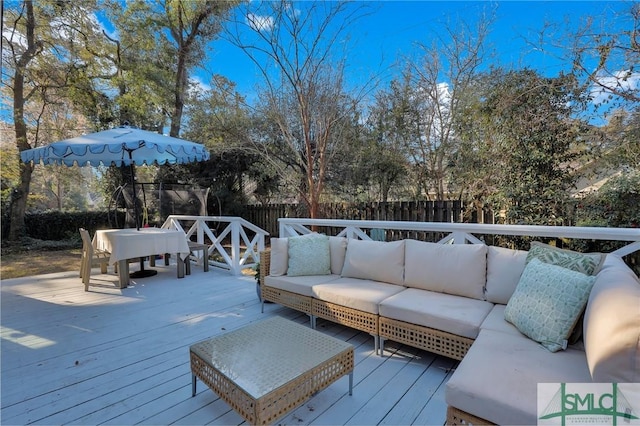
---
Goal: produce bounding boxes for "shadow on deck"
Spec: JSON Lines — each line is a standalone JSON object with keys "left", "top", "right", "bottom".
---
{"left": 1, "top": 264, "right": 455, "bottom": 425}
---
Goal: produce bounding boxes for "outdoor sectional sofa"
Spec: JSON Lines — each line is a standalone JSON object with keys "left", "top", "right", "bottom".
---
{"left": 259, "top": 233, "right": 640, "bottom": 425}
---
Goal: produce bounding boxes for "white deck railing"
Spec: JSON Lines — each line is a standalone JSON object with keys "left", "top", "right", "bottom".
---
{"left": 278, "top": 218, "right": 640, "bottom": 257}
{"left": 161, "top": 215, "right": 269, "bottom": 275}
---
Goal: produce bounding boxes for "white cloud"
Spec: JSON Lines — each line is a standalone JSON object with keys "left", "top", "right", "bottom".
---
{"left": 189, "top": 76, "right": 211, "bottom": 98}
{"left": 3, "top": 26, "right": 29, "bottom": 65}
{"left": 590, "top": 70, "right": 640, "bottom": 104}
{"left": 246, "top": 13, "right": 274, "bottom": 32}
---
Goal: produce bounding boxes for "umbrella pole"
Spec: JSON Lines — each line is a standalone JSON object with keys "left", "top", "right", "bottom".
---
{"left": 127, "top": 154, "right": 157, "bottom": 279}
{"left": 130, "top": 163, "right": 141, "bottom": 230}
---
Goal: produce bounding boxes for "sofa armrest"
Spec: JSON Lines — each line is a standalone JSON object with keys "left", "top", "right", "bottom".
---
{"left": 260, "top": 249, "right": 272, "bottom": 280}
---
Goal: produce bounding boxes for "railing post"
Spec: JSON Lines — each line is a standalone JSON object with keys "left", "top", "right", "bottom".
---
{"left": 231, "top": 220, "right": 241, "bottom": 275}
{"left": 451, "top": 231, "right": 467, "bottom": 244}
{"left": 196, "top": 219, "right": 205, "bottom": 244}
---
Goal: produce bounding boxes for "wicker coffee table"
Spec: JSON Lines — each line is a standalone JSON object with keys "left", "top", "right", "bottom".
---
{"left": 189, "top": 316, "right": 354, "bottom": 425}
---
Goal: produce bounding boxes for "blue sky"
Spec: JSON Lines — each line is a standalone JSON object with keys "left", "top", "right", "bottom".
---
{"left": 198, "top": 1, "right": 634, "bottom": 102}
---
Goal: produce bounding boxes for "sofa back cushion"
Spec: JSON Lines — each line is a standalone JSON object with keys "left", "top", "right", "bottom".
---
{"left": 340, "top": 239, "right": 405, "bottom": 286}
{"left": 269, "top": 237, "right": 289, "bottom": 276}
{"left": 404, "top": 239, "right": 487, "bottom": 300}
{"left": 583, "top": 254, "right": 640, "bottom": 382}
{"left": 485, "top": 246, "right": 528, "bottom": 304}
{"left": 270, "top": 234, "right": 348, "bottom": 277}
{"left": 329, "top": 236, "right": 348, "bottom": 275}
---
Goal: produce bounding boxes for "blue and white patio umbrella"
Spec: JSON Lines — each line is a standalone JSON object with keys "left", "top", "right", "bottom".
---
{"left": 20, "top": 126, "right": 210, "bottom": 167}
{"left": 21, "top": 126, "right": 211, "bottom": 278}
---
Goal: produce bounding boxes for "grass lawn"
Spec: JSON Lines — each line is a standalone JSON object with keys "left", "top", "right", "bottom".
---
{"left": 1, "top": 248, "right": 81, "bottom": 279}
{"left": 0, "top": 246, "right": 258, "bottom": 279}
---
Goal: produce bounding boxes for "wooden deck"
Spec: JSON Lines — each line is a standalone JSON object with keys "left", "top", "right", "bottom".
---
{"left": 1, "top": 263, "right": 456, "bottom": 425}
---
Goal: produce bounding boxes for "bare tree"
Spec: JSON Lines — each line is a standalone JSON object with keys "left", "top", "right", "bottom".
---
{"left": 226, "top": 1, "right": 371, "bottom": 218}
{"left": 402, "top": 11, "right": 494, "bottom": 201}
{"left": 537, "top": 3, "right": 639, "bottom": 108}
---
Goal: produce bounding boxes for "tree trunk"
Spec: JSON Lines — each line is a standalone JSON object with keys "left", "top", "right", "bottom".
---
{"left": 8, "top": 0, "right": 38, "bottom": 241}
{"left": 169, "top": 50, "right": 188, "bottom": 137}
{"left": 8, "top": 166, "right": 32, "bottom": 240}
{"left": 9, "top": 71, "right": 34, "bottom": 240}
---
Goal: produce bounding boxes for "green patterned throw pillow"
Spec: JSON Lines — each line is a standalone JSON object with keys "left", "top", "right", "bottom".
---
{"left": 287, "top": 233, "right": 331, "bottom": 276}
{"left": 504, "top": 258, "right": 596, "bottom": 352}
{"left": 526, "top": 241, "right": 604, "bottom": 276}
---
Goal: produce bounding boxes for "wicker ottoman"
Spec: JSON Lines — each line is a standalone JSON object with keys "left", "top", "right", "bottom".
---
{"left": 190, "top": 316, "right": 354, "bottom": 425}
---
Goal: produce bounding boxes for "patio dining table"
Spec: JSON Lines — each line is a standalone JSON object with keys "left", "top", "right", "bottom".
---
{"left": 94, "top": 228, "right": 190, "bottom": 288}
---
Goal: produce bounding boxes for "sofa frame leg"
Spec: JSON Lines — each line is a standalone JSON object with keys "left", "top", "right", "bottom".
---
{"left": 372, "top": 334, "right": 380, "bottom": 355}
{"left": 309, "top": 314, "right": 317, "bottom": 329}
{"left": 379, "top": 337, "right": 385, "bottom": 356}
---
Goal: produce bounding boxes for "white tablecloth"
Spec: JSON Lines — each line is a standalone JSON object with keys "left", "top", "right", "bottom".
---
{"left": 94, "top": 228, "right": 190, "bottom": 264}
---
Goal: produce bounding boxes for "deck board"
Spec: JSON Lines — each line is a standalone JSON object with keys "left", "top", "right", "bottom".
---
{"left": 1, "top": 264, "right": 457, "bottom": 425}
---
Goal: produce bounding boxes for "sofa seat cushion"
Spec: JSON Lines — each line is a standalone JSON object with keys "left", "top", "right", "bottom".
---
{"left": 264, "top": 274, "right": 341, "bottom": 297}
{"left": 379, "top": 288, "right": 493, "bottom": 339}
{"left": 583, "top": 254, "right": 640, "bottom": 382}
{"left": 312, "top": 277, "right": 405, "bottom": 314}
{"left": 481, "top": 304, "right": 586, "bottom": 350}
{"left": 445, "top": 329, "right": 591, "bottom": 425}
{"left": 480, "top": 304, "right": 523, "bottom": 336}
{"left": 404, "top": 240, "right": 487, "bottom": 300}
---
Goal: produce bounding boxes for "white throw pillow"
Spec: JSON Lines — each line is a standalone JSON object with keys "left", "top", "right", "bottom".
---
{"left": 340, "top": 239, "right": 405, "bottom": 285}
{"left": 404, "top": 239, "right": 487, "bottom": 300}
{"left": 287, "top": 233, "right": 331, "bottom": 276}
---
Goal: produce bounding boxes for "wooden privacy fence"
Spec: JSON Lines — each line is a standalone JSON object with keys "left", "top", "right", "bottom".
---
{"left": 243, "top": 201, "right": 493, "bottom": 237}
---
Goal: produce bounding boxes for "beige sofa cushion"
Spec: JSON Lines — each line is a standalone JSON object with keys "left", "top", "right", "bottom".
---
{"left": 379, "top": 288, "right": 493, "bottom": 339}
{"left": 445, "top": 329, "right": 591, "bottom": 425}
{"left": 264, "top": 274, "right": 341, "bottom": 297}
{"left": 485, "top": 246, "right": 527, "bottom": 304}
{"left": 329, "top": 236, "right": 348, "bottom": 275}
{"left": 340, "top": 239, "right": 405, "bottom": 286}
{"left": 312, "top": 277, "right": 405, "bottom": 314}
{"left": 269, "top": 237, "right": 289, "bottom": 276}
{"left": 404, "top": 240, "right": 487, "bottom": 300}
{"left": 583, "top": 254, "right": 640, "bottom": 382}
{"left": 480, "top": 304, "right": 523, "bottom": 337}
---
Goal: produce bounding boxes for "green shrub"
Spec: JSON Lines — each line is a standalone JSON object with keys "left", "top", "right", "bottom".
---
{"left": 1, "top": 210, "right": 121, "bottom": 243}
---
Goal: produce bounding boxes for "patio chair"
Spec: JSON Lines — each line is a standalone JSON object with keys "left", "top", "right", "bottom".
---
{"left": 185, "top": 241, "right": 210, "bottom": 274}
{"left": 79, "top": 228, "right": 111, "bottom": 291}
